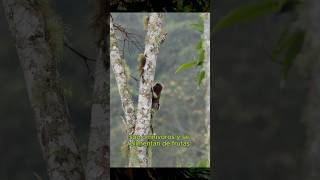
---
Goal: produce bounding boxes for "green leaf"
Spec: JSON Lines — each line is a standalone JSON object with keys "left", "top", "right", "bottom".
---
{"left": 175, "top": 60, "right": 198, "bottom": 73}
{"left": 196, "top": 40, "right": 203, "bottom": 50}
{"left": 214, "top": 0, "right": 280, "bottom": 32}
{"left": 196, "top": 159, "right": 210, "bottom": 167}
{"left": 176, "top": 160, "right": 182, "bottom": 167}
{"left": 271, "top": 29, "right": 305, "bottom": 79}
{"left": 197, "top": 49, "right": 205, "bottom": 66}
{"left": 189, "top": 22, "right": 204, "bottom": 33}
{"left": 271, "top": 26, "right": 290, "bottom": 61}
{"left": 278, "top": 0, "right": 301, "bottom": 14}
{"left": 63, "top": 87, "right": 73, "bottom": 98}
{"left": 196, "top": 70, "right": 206, "bottom": 86}
{"left": 281, "top": 30, "right": 305, "bottom": 79}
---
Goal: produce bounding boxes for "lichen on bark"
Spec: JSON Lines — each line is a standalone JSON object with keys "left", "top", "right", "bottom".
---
{"left": 110, "top": 13, "right": 166, "bottom": 167}
{"left": 2, "top": 0, "right": 85, "bottom": 179}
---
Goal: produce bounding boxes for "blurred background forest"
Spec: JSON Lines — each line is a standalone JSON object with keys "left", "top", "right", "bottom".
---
{"left": 214, "top": 0, "right": 318, "bottom": 179}
{"left": 2, "top": 0, "right": 319, "bottom": 179}
{"left": 0, "top": 1, "right": 97, "bottom": 179}
{"left": 110, "top": 13, "right": 209, "bottom": 167}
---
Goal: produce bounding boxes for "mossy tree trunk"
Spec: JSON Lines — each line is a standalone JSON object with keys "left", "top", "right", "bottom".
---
{"left": 2, "top": 0, "right": 85, "bottom": 179}
{"left": 110, "top": 17, "right": 137, "bottom": 133}
{"left": 110, "top": 13, "right": 166, "bottom": 167}
{"left": 131, "top": 13, "right": 165, "bottom": 167}
{"left": 110, "top": 16, "right": 137, "bottom": 168}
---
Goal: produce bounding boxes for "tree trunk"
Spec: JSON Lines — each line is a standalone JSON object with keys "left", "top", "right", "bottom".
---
{"left": 130, "top": 13, "right": 165, "bottom": 167}
{"left": 86, "top": 47, "right": 109, "bottom": 179}
{"left": 110, "top": 16, "right": 137, "bottom": 167}
{"left": 2, "top": 0, "right": 85, "bottom": 179}
{"left": 110, "top": 13, "right": 165, "bottom": 167}
{"left": 86, "top": 2, "right": 109, "bottom": 179}
{"left": 202, "top": 12, "right": 211, "bottom": 166}
{"left": 110, "top": 17, "right": 137, "bottom": 133}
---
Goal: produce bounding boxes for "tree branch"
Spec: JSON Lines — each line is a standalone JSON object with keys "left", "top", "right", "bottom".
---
{"left": 64, "top": 41, "right": 96, "bottom": 62}
{"left": 2, "top": 0, "right": 85, "bottom": 179}
{"left": 131, "top": 13, "right": 166, "bottom": 167}
{"left": 64, "top": 40, "right": 95, "bottom": 74}
{"left": 86, "top": 47, "right": 109, "bottom": 179}
{"left": 110, "top": 17, "right": 136, "bottom": 133}
{"left": 110, "top": 13, "right": 166, "bottom": 167}
{"left": 86, "top": 1, "right": 109, "bottom": 179}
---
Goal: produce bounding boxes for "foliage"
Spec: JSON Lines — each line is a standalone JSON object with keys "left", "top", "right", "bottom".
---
{"left": 214, "top": 1, "right": 309, "bottom": 179}
{"left": 177, "top": 158, "right": 209, "bottom": 168}
{"left": 174, "top": 0, "right": 210, "bottom": 12}
{"left": 214, "top": 0, "right": 304, "bottom": 79}
{"left": 176, "top": 15, "right": 206, "bottom": 86}
{"left": 272, "top": 29, "right": 305, "bottom": 79}
{"left": 189, "top": 22, "right": 204, "bottom": 33}
{"left": 196, "top": 159, "right": 210, "bottom": 167}
{"left": 178, "top": 168, "right": 210, "bottom": 179}
{"left": 214, "top": 0, "right": 300, "bottom": 32}
{"left": 214, "top": 0, "right": 279, "bottom": 32}
{"left": 197, "top": 70, "right": 206, "bottom": 86}
{"left": 175, "top": 60, "right": 198, "bottom": 73}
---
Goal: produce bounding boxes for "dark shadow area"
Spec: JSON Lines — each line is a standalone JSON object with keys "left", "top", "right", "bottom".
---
{"left": 213, "top": 0, "right": 314, "bottom": 180}
{"left": 111, "top": 0, "right": 210, "bottom": 12}
{"left": 111, "top": 168, "right": 210, "bottom": 179}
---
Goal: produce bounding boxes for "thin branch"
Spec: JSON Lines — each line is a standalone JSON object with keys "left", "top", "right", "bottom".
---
{"left": 64, "top": 41, "right": 97, "bottom": 74}
{"left": 130, "top": 75, "right": 140, "bottom": 87}
{"left": 110, "top": 17, "right": 137, "bottom": 130}
{"left": 113, "top": 22, "right": 145, "bottom": 55}
{"left": 64, "top": 41, "right": 96, "bottom": 62}
{"left": 130, "top": 75, "right": 139, "bottom": 82}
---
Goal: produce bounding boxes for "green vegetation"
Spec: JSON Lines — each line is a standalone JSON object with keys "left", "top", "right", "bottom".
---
{"left": 176, "top": 16, "right": 206, "bottom": 86}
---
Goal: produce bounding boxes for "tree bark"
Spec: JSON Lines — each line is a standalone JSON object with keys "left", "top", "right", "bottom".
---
{"left": 86, "top": 2, "right": 109, "bottom": 179}
{"left": 110, "top": 17, "right": 137, "bottom": 134}
{"left": 2, "top": 0, "right": 85, "bottom": 179}
{"left": 86, "top": 47, "right": 109, "bottom": 180}
{"left": 130, "top": 13, "right": 165, "bottom": 167}
{"left": 202, "top": 12, "right": 211, "bottom": 166}
{"left": 110, "top": 16, "right": 138, "bottom": 167}
{"left": 110, "top": 13, "right": 165, "bottom": 167}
